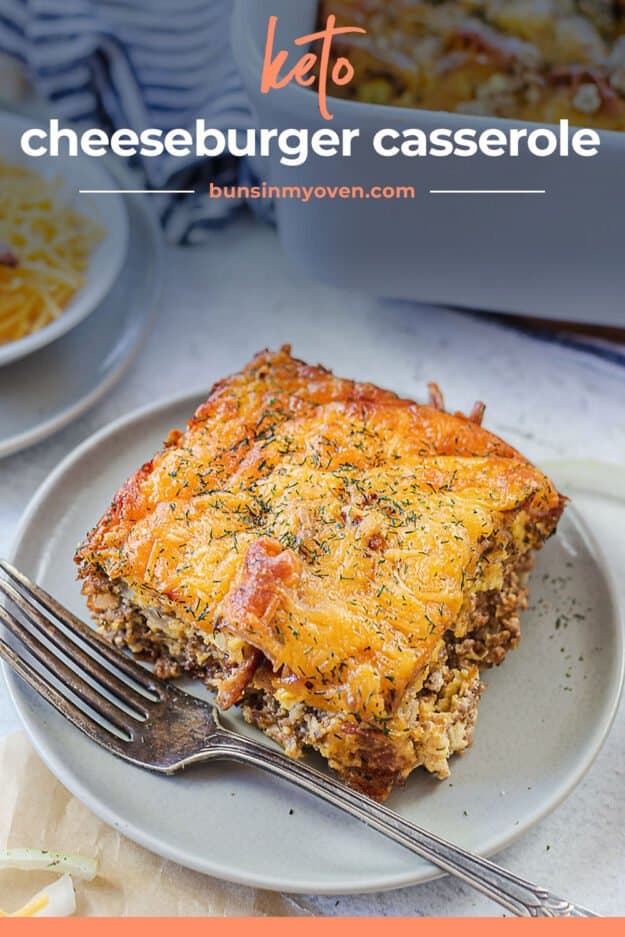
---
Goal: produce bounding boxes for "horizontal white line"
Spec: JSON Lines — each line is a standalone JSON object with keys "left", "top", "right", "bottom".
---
{"left": 430, "top": 189, "right": 546, "bottom": 195}
{"left": 79, "top": 189, "right": 196, "bottom": 195}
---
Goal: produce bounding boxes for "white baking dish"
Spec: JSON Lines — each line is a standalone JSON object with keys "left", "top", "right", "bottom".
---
{"left": 232, "top": 0, "right": 625, "bottom": 326}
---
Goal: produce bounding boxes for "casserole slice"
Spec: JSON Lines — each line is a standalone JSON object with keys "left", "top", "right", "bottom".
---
{"left": 76, "top": 347, "right": 565, "bottom": 801}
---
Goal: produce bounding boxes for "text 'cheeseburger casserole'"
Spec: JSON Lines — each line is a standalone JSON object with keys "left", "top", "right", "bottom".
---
{"left": 76, "top": 348, "right": 565, "bottom": 801}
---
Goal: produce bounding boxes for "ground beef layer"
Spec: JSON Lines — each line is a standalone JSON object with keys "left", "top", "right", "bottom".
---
{"left": 82, "top": 555, "right": 531, "bottom": 801}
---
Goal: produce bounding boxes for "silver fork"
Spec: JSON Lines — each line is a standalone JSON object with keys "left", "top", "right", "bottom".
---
{"left": 0, "top": 558, "right": 598, "bottom": 917}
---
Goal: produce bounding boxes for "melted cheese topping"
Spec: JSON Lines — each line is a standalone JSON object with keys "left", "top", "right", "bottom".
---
{"left": 78, "top": 347, "right": 563, "bottom": 725}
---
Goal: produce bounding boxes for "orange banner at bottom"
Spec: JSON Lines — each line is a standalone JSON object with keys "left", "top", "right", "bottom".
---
{"left": 0, "top": 918, "right": 620, "bottom": 932}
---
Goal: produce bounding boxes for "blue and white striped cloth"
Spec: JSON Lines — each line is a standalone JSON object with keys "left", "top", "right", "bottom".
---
{"left": 0, "top": 0, "right": 263, "bottom": 243}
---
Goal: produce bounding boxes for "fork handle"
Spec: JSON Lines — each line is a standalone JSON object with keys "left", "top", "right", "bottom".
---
{"left": 207, "top": 730, "right": 597, "bottom": 917}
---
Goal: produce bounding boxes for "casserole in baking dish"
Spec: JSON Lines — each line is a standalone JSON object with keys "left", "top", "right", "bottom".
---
{"left": 232, "top": 0, "right": 625, "bottom": 325}
{"left": 318, "top": 1, "right": 625, "bottom": 130}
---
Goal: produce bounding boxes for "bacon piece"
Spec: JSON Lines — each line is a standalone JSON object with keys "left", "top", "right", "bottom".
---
{"left": 216, "top": 648, "right": 263, "bottom": 709}
{"left": 447, "top": 24, "right": 523, "bottom": 69}
{"left": 549, "top": 65, "right": 621, "bottom": 115}
{"left": 223, "top": 538, "right": 301, "bottom": 628}
{"left": 430, "top": 385, "right": 486, "bottom": 425}
{"left": 428, "top": 382, "right": 445, "bottom": 412}
{"left": 469, "top": 401, "right": 486, "bottom": 426}
{"left": 217, "top": 537, "right": 302, "bottom": 675}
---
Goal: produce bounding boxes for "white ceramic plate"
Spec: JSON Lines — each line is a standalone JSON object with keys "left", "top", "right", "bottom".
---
{"left": 0, "top": 111, "right": 129, "bottom": 367}
{"left": 3, "top": 400, "right": 624, "bottom": 895}
{"left": 0, "top": 185, "right": 161, "bottom": 459}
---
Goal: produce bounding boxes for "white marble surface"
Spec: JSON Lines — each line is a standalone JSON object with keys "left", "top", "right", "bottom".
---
{"left": 1, "top": 218, "right": 624, "bottom": 916}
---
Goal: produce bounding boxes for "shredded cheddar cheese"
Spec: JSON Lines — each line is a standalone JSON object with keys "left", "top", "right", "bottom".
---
{"left": 0, "top": 159, "right": 103, "bottom": 345}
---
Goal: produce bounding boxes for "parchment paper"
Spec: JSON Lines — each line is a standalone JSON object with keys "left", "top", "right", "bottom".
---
{"left": 0, "top": 732, "right": 304, "bottom": 916}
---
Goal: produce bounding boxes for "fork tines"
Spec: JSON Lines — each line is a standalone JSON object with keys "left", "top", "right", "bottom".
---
{"left": 0, "top": 559, "right": 164, "bottom": 749}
